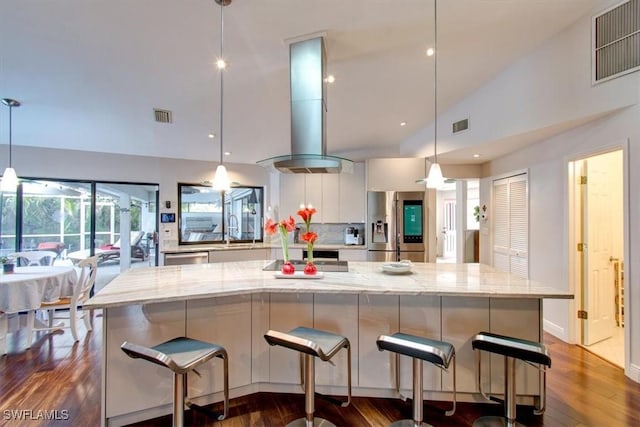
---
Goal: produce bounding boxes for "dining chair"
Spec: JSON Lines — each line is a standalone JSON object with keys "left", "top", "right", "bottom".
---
{"left": 9, "top": 250, "right": 58, "bottom": 267}
{"left": 26, "top": 255, "right": 99, "bottom": 345}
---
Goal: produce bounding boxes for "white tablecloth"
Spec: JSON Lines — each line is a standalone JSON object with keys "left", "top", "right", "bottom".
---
{"left": 0, "top": 266, "right": 78, "bottom": 313}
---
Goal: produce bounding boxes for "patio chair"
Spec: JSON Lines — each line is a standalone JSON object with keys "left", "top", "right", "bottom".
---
{"left": 9, "top": 251, "right": 58, "bottom": 267}
{"left": 26, "top": 255, "right": 99, "bottom": 344}
{"left": 66, "top": 231, "right": 147, "bottom": 263}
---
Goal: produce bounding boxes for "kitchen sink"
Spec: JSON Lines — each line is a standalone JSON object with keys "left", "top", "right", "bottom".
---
{"left": 263, "top": 260, "right": 349, "bottom": 272}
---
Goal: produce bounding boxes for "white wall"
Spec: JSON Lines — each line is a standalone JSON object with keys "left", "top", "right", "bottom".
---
{"left": 402, "top": 0, "right": 637, "bottom": 158}
{"left": 7, "top": 145, "right": 270, "bottom": 253}
{"left": 481, "top": 105, "right": 638, "bottom": 379}
{"left": 418, "top": 0, "right": 640, "bottom": 380}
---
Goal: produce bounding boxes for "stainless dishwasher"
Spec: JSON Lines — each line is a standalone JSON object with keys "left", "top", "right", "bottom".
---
{"left": 164, "top": 251, "right": 209, "bottom": 265}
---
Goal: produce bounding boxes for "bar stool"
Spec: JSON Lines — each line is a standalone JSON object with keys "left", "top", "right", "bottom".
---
{"left": 264, "top": 326, "right": 352, "bottom": 427}
{"left": 121, "top": 337, "right": 229, "bottom": 427}
{"left": 376, "top": 332, "right": 456, "bottom": 427}
{"left": 471, "top": 331, "right": 551, "bottom": 427}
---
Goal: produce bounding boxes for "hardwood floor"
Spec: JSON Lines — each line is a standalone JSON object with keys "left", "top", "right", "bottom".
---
{"left": 1, "top": 313, "right": 638, "bottom": 426}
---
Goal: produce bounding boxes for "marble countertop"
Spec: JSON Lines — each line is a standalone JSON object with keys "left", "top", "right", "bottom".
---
{"left": 162, "top": 243, "right": 367, "bottom": 253}
{"left": 85, "top": 261, "right": 573, "bottom": 309}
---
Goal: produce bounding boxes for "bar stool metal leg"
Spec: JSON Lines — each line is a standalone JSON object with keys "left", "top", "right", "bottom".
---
{"left": 174, "top": 373, "right": 185, "bottom": 427}
{"left": 287, "top": 354, "right": 336, "bottom": 427}
{"left": 389, "top": 358, "right": 433, "bottom": 427}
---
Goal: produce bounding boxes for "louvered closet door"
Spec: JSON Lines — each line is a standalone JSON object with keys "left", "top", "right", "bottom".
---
{"left": 492, "top": 173, "right": 528, "bottom": 278}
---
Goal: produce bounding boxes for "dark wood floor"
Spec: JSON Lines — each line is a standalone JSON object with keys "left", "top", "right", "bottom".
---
{"left": 1, "top": 313, "right": 639, "bottom": 426}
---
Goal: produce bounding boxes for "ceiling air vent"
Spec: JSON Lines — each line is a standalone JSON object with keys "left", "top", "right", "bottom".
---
{"left": 593, "top": 0, "right": 640, "bottom": 83}
{"left": 154, "top": 108, "right": 173, "bottom": 123}
{"left": 452, "top": 118, "right": 469, "bottom": 134}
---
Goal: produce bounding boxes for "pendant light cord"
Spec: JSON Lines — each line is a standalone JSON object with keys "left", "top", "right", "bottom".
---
{"left": 433, "top": 0, "right": 438, "bottom": 165}
{"left": 219, "top": 3, "right": 225, "bottom": 167}
{"left": 8, "top": 104, "right": 12, "bottom": 168}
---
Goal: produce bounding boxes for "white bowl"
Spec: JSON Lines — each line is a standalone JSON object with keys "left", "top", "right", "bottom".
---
{"left": 381, "top": 262, "right": 413, "bottom": 274}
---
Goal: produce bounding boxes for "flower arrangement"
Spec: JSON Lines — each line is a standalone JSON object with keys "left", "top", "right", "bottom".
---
{"left": 264, "top": 216, "right": 296, "bottom": 274}
{"left": 297, "top": 205, "right": 318, "bottom": 275}
{"left": 264, "top": 206, "right": 320, "bottom": 276}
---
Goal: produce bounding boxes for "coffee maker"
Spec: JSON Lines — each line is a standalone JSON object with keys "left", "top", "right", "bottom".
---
{"left": 344, "top": 227, "right": 360, "bottom": 245}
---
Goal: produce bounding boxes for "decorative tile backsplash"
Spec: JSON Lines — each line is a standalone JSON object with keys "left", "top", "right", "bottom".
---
{"left": 294, "top": 223, "right": 365, "bottom": 245}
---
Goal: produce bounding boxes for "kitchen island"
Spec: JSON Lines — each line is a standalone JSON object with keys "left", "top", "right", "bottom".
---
{"left": 85, "top": 261, "right": 572, "bottom": 427}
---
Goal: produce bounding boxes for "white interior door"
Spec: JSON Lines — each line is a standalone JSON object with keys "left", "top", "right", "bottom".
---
{"left": 443, "top": 200, "right": 456, "bottom": 258}
{"left": 583, "top": 152, "right": 620, "bottom": 345}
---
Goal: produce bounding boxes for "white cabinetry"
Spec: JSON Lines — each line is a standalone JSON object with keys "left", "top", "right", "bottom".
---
{"left": 339, "top": 249, "right": 367, "bottom": 261}
{"left": 321, "top": 173, "right": 340, "bottom": 223}
{"left": 278, "top": 162, "right": 365, "bottom": 223}
{"left": 340, "top": 162, "right": 365, "bottom": 223}
{"left": 187, "top": 296, "right": 253, "bottom": 391}
{"left": 279, "top": 173, "right": 306, "bottom": 220}
{"left": 209, "top": 249, "right": 269, "bottom": 262}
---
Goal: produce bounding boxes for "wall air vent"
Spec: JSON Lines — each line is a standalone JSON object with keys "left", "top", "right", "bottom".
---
{"left": 593, "top": 0, "right": 640, "bottom": 83}
{"left": 154, "top": 108, "right": 173, "bottom": 123}
{"left": 452, "top": 118, "right": 469, "bottom": 134}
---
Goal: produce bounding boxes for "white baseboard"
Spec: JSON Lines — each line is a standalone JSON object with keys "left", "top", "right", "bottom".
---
{"left": 543, "top": 319, "right": 568, "bottom": 342}
{"left": 627, "top": 363, "right": 640, "bottom": 383}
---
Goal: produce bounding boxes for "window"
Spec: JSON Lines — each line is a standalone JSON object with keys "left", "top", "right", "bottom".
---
{"left": 178, "top": 184, "right": 264, "bottom": 244}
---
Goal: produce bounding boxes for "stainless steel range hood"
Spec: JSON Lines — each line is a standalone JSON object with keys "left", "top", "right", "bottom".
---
{"left": 257, "top": 36, "right": 352, "bottom": 174}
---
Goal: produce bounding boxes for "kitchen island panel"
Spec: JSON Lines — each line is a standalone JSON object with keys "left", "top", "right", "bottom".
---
{"left": 187, "top": 295, "right": 253, "bottom": 393}
{"left": 358, "top": 294, "right": 399, "bottom": 389}
{"left": 267, "top": 293, "right": 313, "bottom": 385}
{"left": 251, "top": 293, "right": 270, "bottom": 384}
{"left": 488, "top": 298, "right": 541, "bottom": 398}
{"left": 313, "top": 294, "right": 359, "bottom": 389}
{"left": 399, "top": 295, "right": 442, "bottom": 393}
{"left": 105, "top": 302, "right": 186, "bottom": 419}
{"left": 442, "top": 297, "right": 490, "bottom": 394}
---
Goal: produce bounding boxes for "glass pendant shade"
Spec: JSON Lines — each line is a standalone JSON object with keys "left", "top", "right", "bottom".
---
{"left": 212, "top": 164, "right": 231, "bottom": 192}
{"left": 0, "top": 167, "right": 18, "bottom": 192}
{"left": 426, "top": 162, "right": 444, "bottom": 189}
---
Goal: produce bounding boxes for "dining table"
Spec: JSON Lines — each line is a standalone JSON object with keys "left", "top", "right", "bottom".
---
{"left": 0, "top": 265, "right": 78, "bottom": 355}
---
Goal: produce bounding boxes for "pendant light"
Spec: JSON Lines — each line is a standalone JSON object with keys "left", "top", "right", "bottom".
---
{"left": 426, "top": 0, "right": 445, "bottom": 189}
{"left": 1, "top": 98, "right": 20, "bottom": 192}
{"left": 212, "top": 0, "right": 231, "bottom": 192}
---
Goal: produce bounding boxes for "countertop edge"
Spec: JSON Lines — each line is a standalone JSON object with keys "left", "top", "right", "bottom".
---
{"left": 85, "top": 261, "right": 574, "bottom": 310}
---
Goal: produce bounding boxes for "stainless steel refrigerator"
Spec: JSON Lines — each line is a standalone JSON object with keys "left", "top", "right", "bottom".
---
{"left": 367, "top": 191, "right": 426, "bottom": 262}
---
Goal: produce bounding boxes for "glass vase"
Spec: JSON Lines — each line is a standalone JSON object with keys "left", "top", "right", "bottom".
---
{"left": 303, "top": 262, "right": 317, "bottom": 275}
{"left": 304, "top": 243, "right": 316, "bottom": 275}
{"left": 281, "top": 261, "right": 295, "bottom": 275}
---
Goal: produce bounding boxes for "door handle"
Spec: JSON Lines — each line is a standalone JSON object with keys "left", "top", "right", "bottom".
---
{"left": 610, "top": 256, "right": 619, "bottom": 262}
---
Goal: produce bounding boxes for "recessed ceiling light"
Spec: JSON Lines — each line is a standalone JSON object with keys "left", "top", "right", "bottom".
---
{"left": 473, "top": 154, "right": 480, "bottom": 158}
{"left": 426, "top": 47, "right": 435, "bottom": 57}
{"left": 224, "top": 151, "right": 231, "bottom": 156}
{"left": 400, "top": 122, "right": 407, "bottom": 127}
{"left": 208, "top": 133, "right": 215, "bottom": 139}
{"left": 324, "top": 75, "right": 335, "bottom": 83}
{"left": 216, "top": 58, "right": 227, "bottom": 69}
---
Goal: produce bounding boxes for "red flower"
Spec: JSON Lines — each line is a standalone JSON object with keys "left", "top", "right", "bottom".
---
{"left": 297, "top": 207, "right": 316, "bottom": 226}
{"left": 264, "top": 218, "right": 278, "bottom": 235}
{"left": 301, "top": 231, "right": 317, "bottom": 244}
{"left": 281, "top": 216, "right": 296, "bottom": 232}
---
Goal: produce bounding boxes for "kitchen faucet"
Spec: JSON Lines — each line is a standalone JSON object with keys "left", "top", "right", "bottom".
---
{"left": 226, "top": 214, "right": 239, "bottom": 245}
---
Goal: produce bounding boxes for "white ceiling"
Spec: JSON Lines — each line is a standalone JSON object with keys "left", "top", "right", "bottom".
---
{"left": 0, "top": 0, "right": 603, "bottom": 166}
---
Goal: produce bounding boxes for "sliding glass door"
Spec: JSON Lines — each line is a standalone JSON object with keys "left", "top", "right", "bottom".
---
{"left": 0, "top": 179, "right": 158, "bottom": 291}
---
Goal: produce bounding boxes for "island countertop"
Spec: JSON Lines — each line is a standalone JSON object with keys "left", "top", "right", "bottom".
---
{"left": 85, "top": 261, "right": 572, "bottom": 309}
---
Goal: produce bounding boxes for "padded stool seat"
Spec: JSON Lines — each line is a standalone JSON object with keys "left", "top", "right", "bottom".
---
{"left": 377, "top": 332, "right": 456, "bottom": 427}
{"left": 121, "top": 337, "right": 229, "bottom": 427}
{"left": 471, "top": 332, "right": 551, "bottom": 427}
{"left": 265, "top": 327, "right": 352, "bottom": 427}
